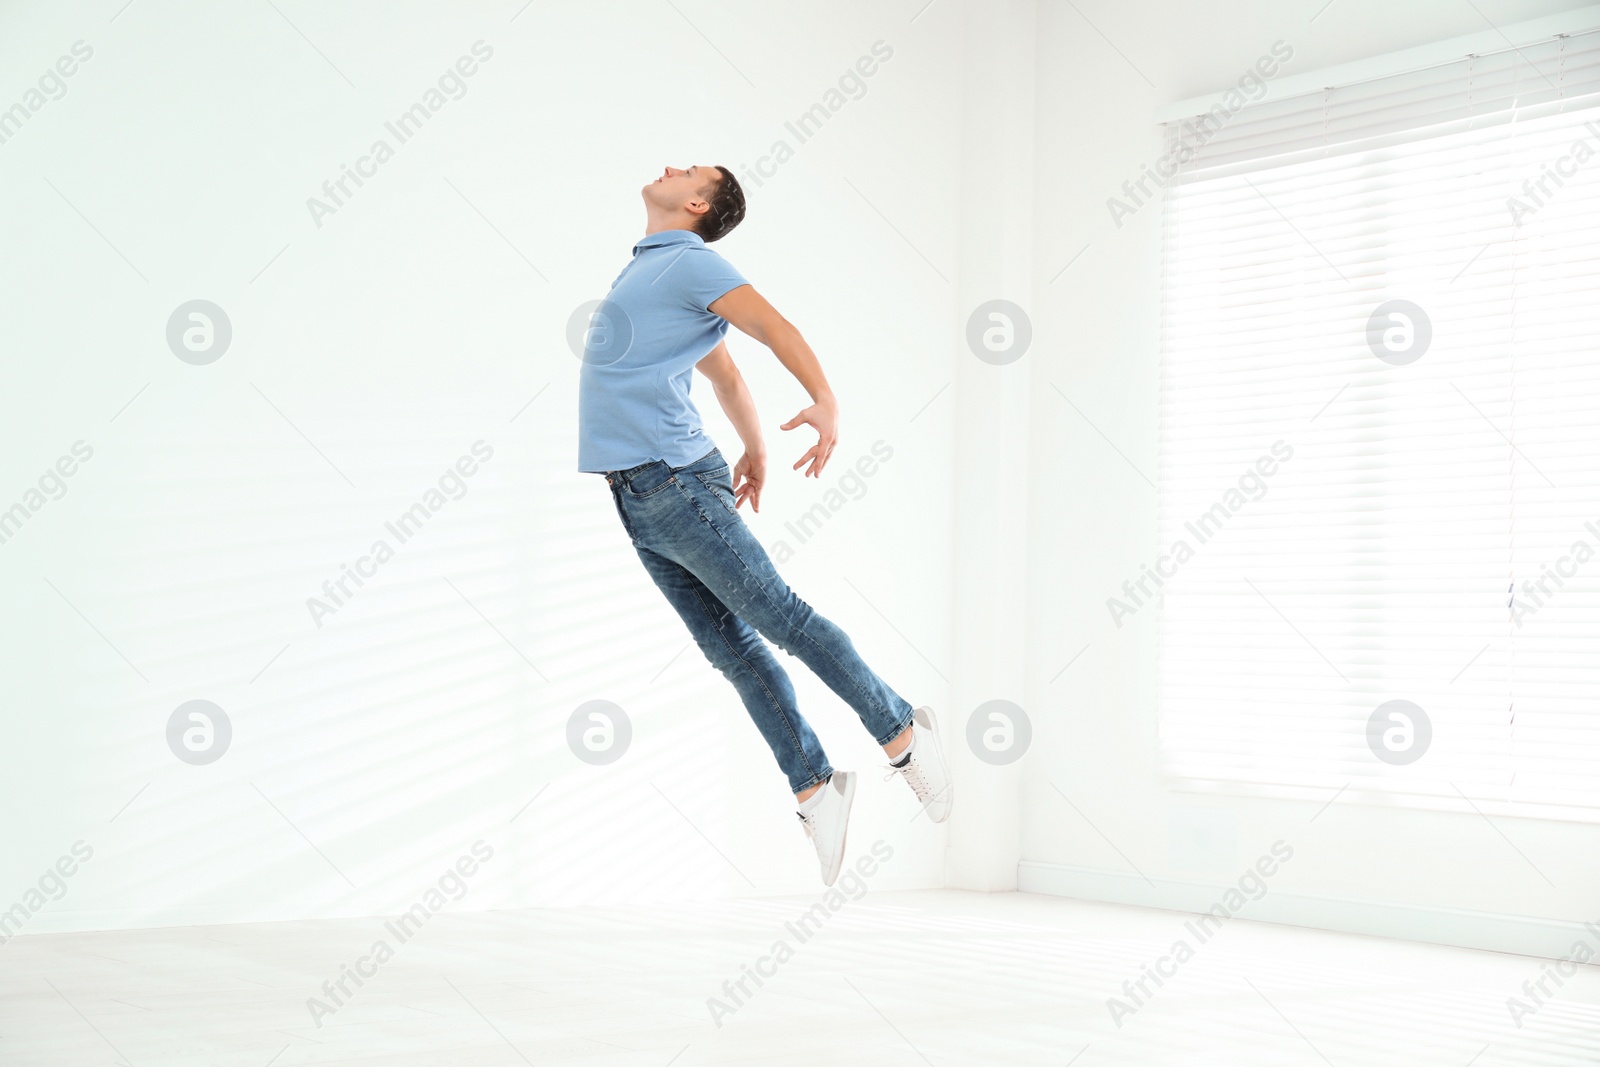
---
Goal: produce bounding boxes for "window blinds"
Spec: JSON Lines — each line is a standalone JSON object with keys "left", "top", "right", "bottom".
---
{"left": 1155, "top": 30, "right": 1600, "bottom": 821}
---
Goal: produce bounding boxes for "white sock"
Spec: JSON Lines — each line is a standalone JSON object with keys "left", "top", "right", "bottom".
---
{"left": 797, "top": 779, "right": 830, "bottom": 813}
{"left": 891, "top": 730, "right": 917, "bottom": 766}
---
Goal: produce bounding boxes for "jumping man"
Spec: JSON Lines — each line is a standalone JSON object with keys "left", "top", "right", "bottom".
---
{"left": 576, "top": 164, "right": 953, "bottom": 885}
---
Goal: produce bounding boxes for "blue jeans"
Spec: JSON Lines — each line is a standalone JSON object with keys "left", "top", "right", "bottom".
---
{"left": 603, "top": 446, "right": 915, "bottom": 794}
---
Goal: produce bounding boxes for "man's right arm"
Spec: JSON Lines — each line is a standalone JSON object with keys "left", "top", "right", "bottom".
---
{"left": 696, "top": 341, "right": 768, "bottom": 511}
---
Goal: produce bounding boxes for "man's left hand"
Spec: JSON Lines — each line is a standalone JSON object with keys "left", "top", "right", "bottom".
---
{"left": 780, "top": 398, "right": 839, "bottom": 478}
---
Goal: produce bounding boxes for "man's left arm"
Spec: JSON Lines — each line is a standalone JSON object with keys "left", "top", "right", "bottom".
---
{"left": 709, "top": 284, "right": 838, "bottom": 479}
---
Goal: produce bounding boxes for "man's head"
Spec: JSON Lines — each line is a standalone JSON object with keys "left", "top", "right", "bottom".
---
{"left": 641, "top": 164, "right": 746, "bottom": 242}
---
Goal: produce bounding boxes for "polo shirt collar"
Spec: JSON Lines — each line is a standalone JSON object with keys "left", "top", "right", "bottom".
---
{"left": 633, "top": 229, "right": 705, "bottom": 255}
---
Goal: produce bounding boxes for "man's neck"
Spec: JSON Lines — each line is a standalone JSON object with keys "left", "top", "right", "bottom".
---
{"left": 643, "top": 209, "right": 696, "bottom": 237}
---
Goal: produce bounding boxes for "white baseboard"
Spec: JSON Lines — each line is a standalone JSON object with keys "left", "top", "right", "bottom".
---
{"left": 1017, "top": 859, "right": 1600, "bottom": 964}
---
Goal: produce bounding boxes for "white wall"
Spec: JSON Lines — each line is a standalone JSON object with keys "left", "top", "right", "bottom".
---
{"left": 943, "top": 0, "right": 1035, "bottom": 890}
{"left": 0, "top": 0, "right": 966, "bottom": 934}
{"left": 1020, "top": 0, "right": 1600, "bottom": 959}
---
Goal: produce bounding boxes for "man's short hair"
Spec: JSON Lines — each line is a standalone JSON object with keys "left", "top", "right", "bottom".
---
{"left": 695, "top": 165, "right": 746, "bottom": 243}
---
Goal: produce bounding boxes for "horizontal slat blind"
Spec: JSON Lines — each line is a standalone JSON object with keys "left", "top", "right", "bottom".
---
{"left": 1155, "top": 28, "right": 1600, "bottom": 820}
{"left": 1170, "top": 33, "right": 1600, "bottom": 178}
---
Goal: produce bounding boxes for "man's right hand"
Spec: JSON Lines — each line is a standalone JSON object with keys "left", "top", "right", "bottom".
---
{"left": 733, "top": 450, "right": 766, "bottom": 511}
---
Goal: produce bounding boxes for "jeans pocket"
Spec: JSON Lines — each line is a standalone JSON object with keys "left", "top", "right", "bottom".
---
{"left": 695, "top": 468, "right": 739, "bottom": 515}
{"left": 623, "top": 462, "right": 677, "bottom": 498}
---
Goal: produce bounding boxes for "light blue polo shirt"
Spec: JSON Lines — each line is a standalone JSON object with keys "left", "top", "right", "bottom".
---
{"left": 577, "top": 229, "right": 751, "bottom": 473}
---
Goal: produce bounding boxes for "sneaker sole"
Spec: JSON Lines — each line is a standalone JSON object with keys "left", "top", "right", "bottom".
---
{"left": 915, "top": 706, "right": 953, "bottom": 823}
{"left": 823, "top": 771, "right": 857, "bottom": 886}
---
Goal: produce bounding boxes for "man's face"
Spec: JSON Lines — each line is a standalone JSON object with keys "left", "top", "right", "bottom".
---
{"left": 642, "top": 164, "right": 716, "bottom": 216}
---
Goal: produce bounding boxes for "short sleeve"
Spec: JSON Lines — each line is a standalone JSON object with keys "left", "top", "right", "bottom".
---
{"left": 674, "top": 248, "right": 750, "bottom": 314}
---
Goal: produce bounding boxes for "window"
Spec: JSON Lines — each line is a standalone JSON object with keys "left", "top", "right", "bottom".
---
{"left": 1155, "top": 31, "right": 1600, "bottom": 821}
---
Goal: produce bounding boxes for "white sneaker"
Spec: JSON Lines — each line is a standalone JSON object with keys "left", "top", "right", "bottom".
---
{"left": 797, "top": 771, "right": 856, "bottom": 886}
{"left": 885, "top": 706, "right": 953, "bottom": 823}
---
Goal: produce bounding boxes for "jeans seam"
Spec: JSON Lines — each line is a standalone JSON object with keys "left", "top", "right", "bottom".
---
{"left": 699, "top": 506, "right": 897, "bottom": 728}
{"left": 685, "top": 577, "right": 825, "bottom": 789}
{"left": 798, "top": 617, "right": 887, "bottom": 722}
{"left": 671, "top": 477, "right": 710, "bottom": 526}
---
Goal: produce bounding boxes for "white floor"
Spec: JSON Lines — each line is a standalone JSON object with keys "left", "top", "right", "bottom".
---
{"left": 3, "top": 889, "right": 1598, "bottom": 1066}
